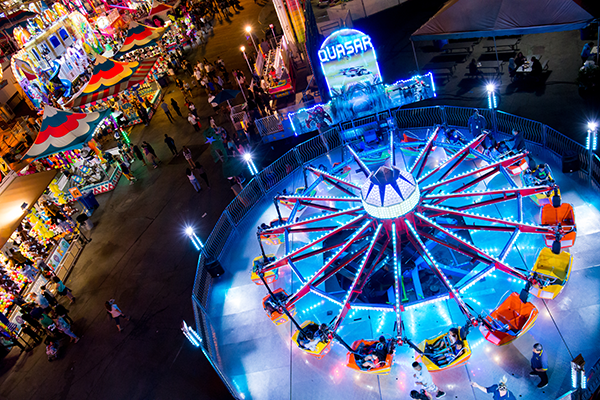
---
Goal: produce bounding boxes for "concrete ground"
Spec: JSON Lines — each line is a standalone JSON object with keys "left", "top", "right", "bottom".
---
{"left": 0, "top": 0, "right": 598, "bottom": 399}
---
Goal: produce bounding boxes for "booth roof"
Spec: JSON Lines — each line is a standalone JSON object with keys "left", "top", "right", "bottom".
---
{"left": 114, "top": 22, "right": 166, "bottom": 57}
{"left": 411, "top": 0, "right": 595, "bottom": 41}
{"left": 148, "top": 0, "right": 172, "bottom": 16}
{"left": 0, "top": 170, "right": 58, "bottom": 249}
{"left": 73, "top": 57, "right": 158, "bottom": 106}
{"left": 22, "top": 106, "right": 111, "bottom": 161}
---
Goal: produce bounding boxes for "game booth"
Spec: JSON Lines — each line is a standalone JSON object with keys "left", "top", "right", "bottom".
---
{"left": 113, "top": 21, "right": 167, "bottom": 61}
{"left": 0, "top": 169, "right": 89, "bottom": 328}
{"left": 20, "top": 106, "right": 124, "bottom": 203}
{"left": 10, "top": 8, "right": 105, "bottom": 111}
{"left": 138, "top": 0, "right": 172, "bottom": 27}
{"left": 259, "top": 36, "right": 295, "bottom": 99}
{"left": 69, "top": 55, "right": 164, "bottom": 127}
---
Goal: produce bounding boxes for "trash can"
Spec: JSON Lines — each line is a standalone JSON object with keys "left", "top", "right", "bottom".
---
{"left": 80, "top": 191, "right": 99, "bottom": 210}
{"left": 157, "top": 75, "right": 169, "bottom": 88}
{"left": 76, "top": 213, "right": 93, "bottom": 230}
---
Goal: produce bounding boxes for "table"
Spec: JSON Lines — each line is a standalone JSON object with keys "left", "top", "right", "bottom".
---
{"left": 442, "top": 42, "right": 474, "bottom": 54}
{"left": 516, "top": 55, "right": 543, "bottom": 73}
{"left": 477, "top": 60, "right": 504, "bottom": 74}
{"left": 484, "top": 38, "right": 521, "bottom": 52}
{"left": 423, "top": 62, "right": 456, "bottom": 75}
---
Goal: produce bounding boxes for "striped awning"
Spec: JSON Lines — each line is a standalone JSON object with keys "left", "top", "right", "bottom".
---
{"left": 73, "top": 57, "right": 158, "bottom": 106}
{"left": 114, "top": 22, "right": 165, "bottom": 57}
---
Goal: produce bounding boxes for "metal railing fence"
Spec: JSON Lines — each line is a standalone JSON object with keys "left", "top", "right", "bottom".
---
{"left": 191, "top": 105, "right": 596, "bottom": 400}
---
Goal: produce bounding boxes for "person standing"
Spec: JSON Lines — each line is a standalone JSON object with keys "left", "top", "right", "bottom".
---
{"left": 164, "top": 134, "right": 177, "bottom": 155}
{"left": 182, "top": 146, "right": 195, "bottom": 168}
{"left": 468, "top": 109, "right": 486, "bottom": 137}
{"left": 188, "top": 113, "right": 201, "bottom": 131}
{"left": 530, "top": 343, "right": 549, "bottom": 388}
{"left": 186, "top": 168, "right": 202, "bottom": 192}
{"left": 412, "top": 361, "right": 446, "bottom": 399}
{"left": 136, "top": 104, "right": 149, "bottom": 126}
{"left": 40, "top": 285, "right": 58, "bottom": 308}
{"left": 471, "top": 377, "right": 516, "bottom": 399}
{"left": 132, "top": 144, "right": 147, "bottom": 166}
{"left": 51, "top": 312, "right": 79, "bottom": 343}
{"left": 160, "top": 101, "right": 174, "bottom": 123}
{"left": 581, "top": 42, "right": 594, "bottom": 64}
{"left": 195, "top": 164, "right": 211, "bottom": 189}
{"left": 105, "top": 299, "right": 129, "bottom": 332}
{"left": 170, "top": 98, "right": 183, "bottom": 118}
{"left": 51, "top": 276, "right": 75, "bottom": 303}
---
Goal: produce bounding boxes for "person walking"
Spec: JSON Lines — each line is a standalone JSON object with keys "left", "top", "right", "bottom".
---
{"left": 160, "top": 101, "right": 174, "bottom": 123}
{"left": 51, "top": 276, "right": 75, "bottom": 303}
{"left": 51, "top": 312, "right": 79, "bottom": 343}
{"left": 142, "top": 141, "right": 159, "bottom": 168}
{"left": 105, "top": 299, "right": 129, "bottom": 332}
{"left": 186, "top": 168, "right": 202, "bottom": 192}
{"left": 188, "top": 113, "right": 201, "bottom": 131}
{"left": 530, "top": 343, "right": 549, "bottom": 388}
{"left": 136, "top": 104, "right": 149, "bottom": 126}
{"left": 119, "top": 160, "right": 137, "bottom": 184}
{"left": 182, "top": 146, "right": 195, "bottom": 168}
{"left": 412, "top": 361, "right": 446, "bottom": 399}
{"left": 132, "top": 144, "right": 147, "bottom": 166}
{"left": 53, "top": 303, "right": 74, "bottom": 325}
{"left": 170, "top": 98, "right": 183, "bottom": 118}
{"left": 471, "top": 377, "right": 516, "bottom": 399}
{"left": 164, "top": 134, "right": 178, "bottom": 155}
{"left": 195, "top": 164, "right": 210, "bottom": 189}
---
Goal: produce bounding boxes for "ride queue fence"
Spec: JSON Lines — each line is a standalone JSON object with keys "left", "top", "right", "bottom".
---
{"left": 191, "top": 105, "right": 597, "bottom": 399}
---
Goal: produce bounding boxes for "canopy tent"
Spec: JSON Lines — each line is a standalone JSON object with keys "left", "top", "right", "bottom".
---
{"left": 22, "top": 106, "right": 111, "bottom": 161}
{"left": 410, "top": 0, "right": 597, "bottom": 71}
{"left": 411, "top": 0, "right": 595, "bottom": 41}
{"left": 148, "top": 0, "right": 172, "bottom": 17}
{"left": 114, "top": 22, "right": 166, "bottom": 58}
{"left": 0, "top": 169, "right": 58, "bottom": 249}
{"left": 72, "top": 56, "right": 158, "bottom": 106}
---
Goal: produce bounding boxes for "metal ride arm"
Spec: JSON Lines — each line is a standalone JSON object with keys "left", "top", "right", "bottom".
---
{"left": 405, "top": 220, "right": 478, "bottom": 324}
{"left": 409, "top": 126, "right": 441, "bottom": 177}
{"left": 330, "top": 224, "right": 384, "bottom": 334}
{"left": 284, "top": 220, "right": 374, "bottom": 307}
{"left": 414, "top": 212, "right": 530, "bottom": 282}
{"left": 306, "top": 166, "right": 361, "bottom": 191}
{"left": 261, "top": 206, "right": 363, "bottom": 235}
{"left": 420, "top": 152, "right": 527, "bottom": 193}
{"left": 418, "top": 133, "right": 487, "bottom": 184}
{"left": 419, "top": 204, "right": 555, "bottom": 235}
{"left": 422, "top": 185, "right": 555, "bottom": 204}
{"left": 346, "top": 145, "right": 372, "bottom": 178}
{"left": 390, "top": 130, "right": 396, "bottom": 166}
{"left": 392, "top": 222, "right": 403, "bottom": 339}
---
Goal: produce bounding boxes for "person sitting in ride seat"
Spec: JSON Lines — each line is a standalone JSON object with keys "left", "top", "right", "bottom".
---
{"left": 359, "top": 336, "right": 389, "bottom": 370}
{"left": 427, "top": 328, "right": 459, "bottom": 354}
{"left": 435, "top": 340, "right": 465, "bottom": 366}
{"left": 298, "top": 323, "right": 329, "bottom": 351}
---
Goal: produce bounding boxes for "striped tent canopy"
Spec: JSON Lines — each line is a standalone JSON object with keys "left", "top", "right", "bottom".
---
{"left": 73, "top": 56, "right": 158, "bottom": 106}
{"left": 148, "top": 0, "right": 172, "bottom": 17}
{"left": 22, "top": 106, "right": 111, "bottom": 161}
{"left": 114, "top": 22, "right": 165, "bottom": 57}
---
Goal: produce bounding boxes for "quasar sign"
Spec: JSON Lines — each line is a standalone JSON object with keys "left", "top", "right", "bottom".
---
{"left": 318, "top": 29, "right": 381, "bottom": 97}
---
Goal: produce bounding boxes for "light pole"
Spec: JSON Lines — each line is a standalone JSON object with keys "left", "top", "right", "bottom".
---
{"left": 240, "top": 46, "right": 253, "bottom": 74}
{"left": 586, "top": 121, "right": 597, "bottom": 184}
{"left": 245, "top": 25, "right": 259, "bottom": 55}
{"left": 485, "top": 82, "right": 499, "bottom": 140}
{"left": 243, "top": 152, "right": 259, "bottom": 175}
{"left": 185, "top": 226, "right": 205, "bottom": 253}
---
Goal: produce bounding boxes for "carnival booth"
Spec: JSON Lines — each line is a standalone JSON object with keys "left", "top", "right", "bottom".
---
{"left": 71, "top": 55, "right": 163, "bottom": 126}
{"left": 260, "top": 37, "right": 295, "bottom": 99}
{"left": 95, "top": 8, "right": 128, "bottom": 37}
{"left": 139, "top": 0, "right": 172, "bottom": 27}
{"left": 0, "top": 169, "right": 88, "bottom": 319}
{"left": 21, "top": 106, "right": 122, "bottom": 200}
{"left": 10, "top": 9, "right": 104, "bottom": 111}
{"left": 113, "top": 22, "right": 166, "bottom": 61}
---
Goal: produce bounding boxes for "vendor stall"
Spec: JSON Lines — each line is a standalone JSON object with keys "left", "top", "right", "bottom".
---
{"left": 261, "top": 38, "right": 295, "bottom": 98}
{"left": 10, "top": 10, "right": 104, "bottom": 111}
{"left": 113, "top": 21, "right": 166, "bottom": 61}
{"left": 71, "top": 55, "right": 164, "bottom": 126}
{"left": 0, "top": 170, "right": 87, "bottom": 318}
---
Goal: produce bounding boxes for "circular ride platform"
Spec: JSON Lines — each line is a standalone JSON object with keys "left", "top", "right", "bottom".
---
{"left": 200, "top": 122, "right": 600, "bottom": 400}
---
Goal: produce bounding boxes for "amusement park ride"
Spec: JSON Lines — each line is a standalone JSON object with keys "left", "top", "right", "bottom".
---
{"left": 251, "top": 126, "right": 577, "bottom": 375}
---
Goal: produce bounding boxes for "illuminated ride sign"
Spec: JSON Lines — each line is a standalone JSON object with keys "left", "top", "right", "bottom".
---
{"left": 318, "top": 29, "right": 381, "bottom": 97}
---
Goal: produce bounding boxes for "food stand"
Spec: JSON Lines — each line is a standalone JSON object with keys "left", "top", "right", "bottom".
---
{"left": 260, "top": 38, "right": 295, "bottom": 98}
